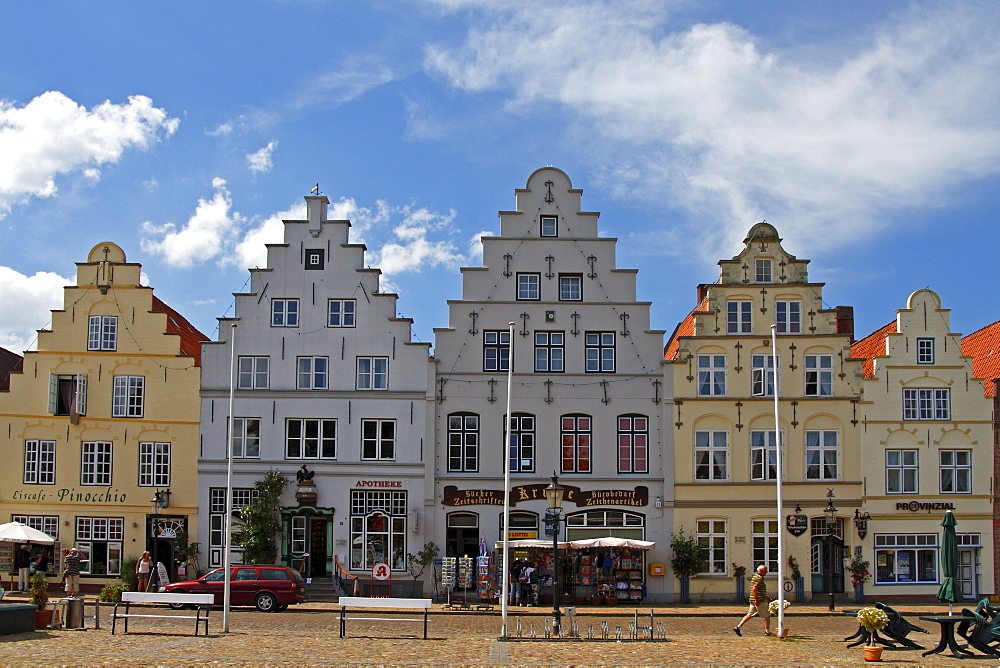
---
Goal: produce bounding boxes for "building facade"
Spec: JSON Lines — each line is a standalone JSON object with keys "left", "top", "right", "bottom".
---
{"left": 0, "top": 242, "right": 205, "bottom": 586}
{"left": 665, "top": 223, "right": 864, "bottom": 602}
{"left": 197, "top": 195, "right": 434, "bottom": 581}
{"left": 432, "top": 167, "right": 673, "bottom": 602}
{"left": 852, "top": 290, "right": 994, "bottom": 600}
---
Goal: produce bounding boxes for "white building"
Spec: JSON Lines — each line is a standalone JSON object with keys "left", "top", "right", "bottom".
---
{"left": 431, "top": 167, "right": 673, "bottom": 602}
{"left": 198, "top": 195, "right": 434, "bottom": 582}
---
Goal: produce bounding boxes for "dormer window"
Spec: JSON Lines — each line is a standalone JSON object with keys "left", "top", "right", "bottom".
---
{"left": 540, "top": 216, "right": 558, "bottom": 237}
{"left": 755, "top": 259, "right": 772, "bottom": 283}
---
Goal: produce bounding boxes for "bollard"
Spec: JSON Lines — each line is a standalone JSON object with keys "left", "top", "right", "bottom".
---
{"left": 65, "top": 597, "right": 85, "bottom": 629}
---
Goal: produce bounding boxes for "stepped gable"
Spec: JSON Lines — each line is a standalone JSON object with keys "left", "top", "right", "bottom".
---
{"left": 850, "top": 320, "right": 896, "bottom": 378}
{"left": 962, "top": 318, "right": 1000, "bottom": 397}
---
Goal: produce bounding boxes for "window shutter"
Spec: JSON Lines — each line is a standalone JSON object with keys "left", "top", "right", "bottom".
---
{"left": 75, "top": 373, "right": 88, "bottom": 416}
{"left": 48, "top": 373, "right": 58, "bottom": 414}
{"left": 751, "top": 368, "right": 766, "bottom": 397}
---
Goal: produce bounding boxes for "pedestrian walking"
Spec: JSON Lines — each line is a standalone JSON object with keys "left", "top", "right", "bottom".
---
{"left": 734, "top": 564, "right": 772, "bottom": 636}
{"left": 520, "top": 562, "right": 537, "bottom": 607}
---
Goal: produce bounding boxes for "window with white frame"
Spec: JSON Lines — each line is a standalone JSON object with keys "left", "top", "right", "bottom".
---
{"left": 804, "top": 354, "right": 833, "bottom": 396}
{"left": 297, "top": 356, "right": 329, "bottom": 390}
{"left": 76, "top": 517, "right": 123, "bottom": 575}
{"left": 49, "top": 373, "right": 87, "bottom": 417}
{"left": 874, "top": 533, "right": 938, "bottom": 583}
{"left": 727, "top": 301, "right": 752, "bottom": 334}
{"left": 540, "top": 215, "right": 558, "bottom": 237}
{"left": 237, "top": 356, "right": 269, "bottom": 389}
{"left": 507, "top": 413, "right": 535, "bottom": 473}
{"left": 271, "top": 298, "right": 299, "bottom": 327}
{"left": 286, "top": 418, "right": 337, "bottom": 459}
{"left": 534, "top": 332, "right": 564, "bottom": 372}
{"left": 11, "top": 515, "right": 58, "bottom": 539}
{"left": 81, "top": 441, "right": 112, "bottom": 485}
{"left": 291, "top": 516, "right": 307, "bottom": 554}
{"left": 903, "top": 388, "right": 951, "bottom": 420}
{"left": 208, "top": 487, "right": 258, "bottom": 566}
{"left": 940, "top": 449, "right": 971, "bottom": 494}
{"left": 752, "top": 519, "right": 779, "bottom": 572}
{"left": 559, "top": 274, "right": 582, "bottom": 301}
{"left": 112, "top": 375, "right": 144, "bottom": 417}
{"left": 695, "top": 430, "right": 728, "bottom": 480}
{"left": 697, "top": 354, "right": 726, "bottom": 396}
{"left": 23, "top": 440, "right": 55, "bottom": 484}
{"left": 754, "top": 259, "right": 772, "bottom": 283}
{"left": 697, "top": 519, "right": 728, "bottom": 574}
{"left": 362, "top": 419, "right": 395, "bottom": 460}
{"left": 585, "top": 332, "right": 615, "bottom": 373}
{"left": 805, "top": 430, "right": 838, "bottom": 480}
{"left": 350, "top": 490, "right": 407, "bottom": 571}
{"left": 617, "top": 414, "right": 648, "bottom": 474}
{"left": 304, "top": 248, "right": 324, "bottom": 270}
{"left": 564, "top": 510, "right": 645, "bottom": 540}
{"left": 560, "top": 414, "right": 592, "bottom": 473}
{"left": 138, "top": 442, "right": 170, "bottom": 486}
{"left": 88, "top": 315, "right": 117, "bottom": 351}
{"left": 231, "top": 418, "right": 261, "bottom": 458}
{"left": 484, "top": 330, "right": 511, "bottom": 372}
{"left": 328, "top": 299, "right": 356, "bottom": 327}
{"left": 751, "top": 355, "right": 777, "bottom": 397}
{"left": 516, "top": 273, "right": 540, "bottom": 300}
{"left": 750, "top": 430, "right": 782, "bottom": 481}
{"left": 916, "top": 337, "right": 935, "bottom": 364}
{"left": 886, "top": 449, "right": 918, "bottom": 494}
{"left": 447, "top": 412, "right": 479, "bottom": 472}
{"left": 356, "top": 357, "right": 388, "bottom": 390}
{"left": 775, "top": 300, "right": 801, "bottom": 334}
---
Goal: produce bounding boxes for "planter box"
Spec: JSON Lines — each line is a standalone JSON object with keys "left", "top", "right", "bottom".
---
{"left": 0, "top": 604, "right": 37, "bottom": 635}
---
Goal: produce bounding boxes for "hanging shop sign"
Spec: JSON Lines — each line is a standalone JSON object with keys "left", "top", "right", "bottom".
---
{"left": 786, "top": 514, "right": 808, "bottom": 537}
{"left": 443, "top": 485, "right": 648, "bottom": 507}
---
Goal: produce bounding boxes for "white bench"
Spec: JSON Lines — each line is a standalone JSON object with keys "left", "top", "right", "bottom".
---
{"left": 112, "top": 591, "right": 215, "bottom": 636}
{"left": 338, "top": 596, "right": 432, "bottom": 639}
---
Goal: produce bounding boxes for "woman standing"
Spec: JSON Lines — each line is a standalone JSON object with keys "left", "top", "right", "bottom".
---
{"left": 136, "top": 551, "right": 152, "bottom": 592}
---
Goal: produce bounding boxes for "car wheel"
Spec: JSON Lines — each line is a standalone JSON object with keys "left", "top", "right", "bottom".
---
{"left": 168, "top": 601, "right": 188, "bottom": 610}
{"left": 275, "top": 604, "right": 288, "bottom": 612}
{"left": 255, "top": 592, "right": 278, "bottom": 612}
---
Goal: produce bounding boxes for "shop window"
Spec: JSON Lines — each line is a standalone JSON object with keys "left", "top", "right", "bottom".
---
{"left": 350, "top": 490, "right": 407, "bottom": 571}
{"left": 564, "top": 510, "right": 644, "bottom": 540}
{"left": 874, "top": 534, "right": 938, "bottom": 583}
{"left": 76, "top": 517, "right": 123, "bottom": 575}
{"left": 12, "top": 515, "right": 58, "bottom": 539}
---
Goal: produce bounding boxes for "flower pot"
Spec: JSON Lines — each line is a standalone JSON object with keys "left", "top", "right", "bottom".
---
{"left": 778, "top": 628, "right": 789, "bottom": 639}
{"left": 864, "top": 646, "right": 883, "bottom": 662}
{"left": 34, "top": 609, "right": 52, "bottom": 630}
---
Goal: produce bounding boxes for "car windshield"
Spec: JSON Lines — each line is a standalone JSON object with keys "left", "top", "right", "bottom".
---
{"left": 202, "top": 569, "right": 226, "bottom": 583}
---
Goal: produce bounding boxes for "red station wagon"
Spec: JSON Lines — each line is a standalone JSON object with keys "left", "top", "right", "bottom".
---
{"left": 162, "top": 565, "right": 307, "bottom": 612}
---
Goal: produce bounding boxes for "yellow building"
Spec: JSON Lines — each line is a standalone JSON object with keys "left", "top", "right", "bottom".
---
{"left": 852, "top": 290, "right": 994, "bottom": 600}
{"left": 665, "top": 223, "right": 864, "bottom": 602}
{"left": 0, "top": 242, "right": 206, "bottom": 590}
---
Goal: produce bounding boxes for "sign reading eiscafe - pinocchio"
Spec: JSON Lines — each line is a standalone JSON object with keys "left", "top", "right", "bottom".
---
{"left": 443, "top": 484, "right": 648, "bottom": 507}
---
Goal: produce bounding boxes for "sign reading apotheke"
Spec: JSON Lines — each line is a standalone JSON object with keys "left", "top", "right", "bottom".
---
{"left": 443, "top": 485, "right": 648, "bottom": 507}
{"left": 10, "top": 488, "right": 128, "bottom": 503}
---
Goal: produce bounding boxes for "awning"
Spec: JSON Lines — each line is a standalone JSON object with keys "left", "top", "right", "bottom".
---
{"left": 494, "top": 537, "right": 655, "bottom": 550}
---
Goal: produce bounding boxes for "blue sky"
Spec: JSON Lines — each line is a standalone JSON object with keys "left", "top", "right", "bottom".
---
{"left": 1, "top": 1, "right": 998, "bottom": 354}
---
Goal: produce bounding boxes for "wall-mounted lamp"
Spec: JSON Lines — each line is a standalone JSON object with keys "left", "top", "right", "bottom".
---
{"left": 63, "top": 520, "right": 70, "bottom": 527}
{"left": 132, "top": 522, "right": 138, "bottom": 528}
{"left": 654, "top": 496, "right": 663, "bottom": 509}
{"left": 150, "top": 488, "right": 171, "bottom": 512}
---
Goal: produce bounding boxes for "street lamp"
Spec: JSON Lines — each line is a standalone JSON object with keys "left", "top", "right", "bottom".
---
{"left": 824, "top": 488, "right": 838, "bottom": 611}
{"left": 543, "top": 473, "right": 564, "bottom": 637}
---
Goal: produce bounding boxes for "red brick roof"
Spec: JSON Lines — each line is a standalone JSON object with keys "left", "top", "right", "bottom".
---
{"left": 962, "top": 319, "right": 1000, "bottom": 398}
{"left": 850, "top": 321, "right": 896, "bottom": 378}
{"left": 151, "top": 295, "right": 208, "bottom": 366}
{"left": 664, "top": 295, "right": 711, "bottom": 360}
{"left": 0, "top": 346, "right": 23, "bottom": 392}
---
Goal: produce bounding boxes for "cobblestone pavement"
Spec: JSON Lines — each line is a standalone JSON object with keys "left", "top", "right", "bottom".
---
{"left": 0, "top": 599, "right": 993, "bottom": 666}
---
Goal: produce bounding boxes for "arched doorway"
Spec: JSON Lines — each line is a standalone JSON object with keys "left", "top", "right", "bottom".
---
{"left": 810, "top": 517, "right": 845, "bottom": 594}
{"left": 446, "top": 512, "right": 480, "bottom": 560}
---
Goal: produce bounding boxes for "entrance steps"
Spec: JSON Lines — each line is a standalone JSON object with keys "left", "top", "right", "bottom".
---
{"left": 304, "top": 577, "right": 345, "bottom": 602}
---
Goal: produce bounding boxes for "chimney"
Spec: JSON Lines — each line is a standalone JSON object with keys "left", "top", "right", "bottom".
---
{"left": 306, "top": 195, "right": 329, "bottom": 237}
{"left": 835, "top": 305, "right": 855, "bottom": 340}
{"left": 697, "top": 284, "right": 709, "bottom": 305}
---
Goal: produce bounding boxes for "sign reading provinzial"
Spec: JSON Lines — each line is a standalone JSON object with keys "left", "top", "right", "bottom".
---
{"left": 895, "top": 501, "right": 956, "bottom": 512}
{"left": 442, "top": 485, "right": 649, "bottom": 507}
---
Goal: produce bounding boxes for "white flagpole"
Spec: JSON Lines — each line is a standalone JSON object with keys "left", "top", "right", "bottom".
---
{"left": 771, "top": 324, "right": 786, "bottom": 636}
{"left": 223, "top": 323, "right": 237, "bottom": 632}
{"left": 500, "top": 321, "right": 515, "bottom": 638}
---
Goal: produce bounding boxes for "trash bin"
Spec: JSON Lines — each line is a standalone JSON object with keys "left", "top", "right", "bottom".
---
{"left": 65, "top": 597, "right": 85, "bottom": 629}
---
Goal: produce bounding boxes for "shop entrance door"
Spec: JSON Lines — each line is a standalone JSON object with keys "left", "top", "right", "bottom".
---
{"left": 309, "top": 517, "right": 328, "bottom": 578}
{"left": 810, "top": 535, "right": 844, "bottom": 594}
{"left": 958, "top": 549, "right": 977, "bottom": 599}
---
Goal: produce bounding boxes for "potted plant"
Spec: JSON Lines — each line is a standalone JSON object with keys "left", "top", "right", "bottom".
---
{"left": 732, "top": 563, "right": 747, "bottom": 602}
{"left": 857, "top": 606, "right": 889, "bottom": 661}
{"left": 786, "top": 554, "right": 804, "bottom": 603}
{"left": 848, "top": 555, "right": 871, "bottom": 604}
{"left": 29, "top": 571, "right": 51, "bottom": 629}
{"left": 769, "top": 599, "right": 791, "bottom": 638}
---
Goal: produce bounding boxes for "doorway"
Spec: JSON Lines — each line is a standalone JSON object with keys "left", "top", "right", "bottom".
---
{"left": 810, "top": 535, "right": 845, "bottom": 594}
{"left": 309, "top": 517, "right": 328, "bottom": 578}
{"left": 958, "top": 549, "right": 977, "bottom": 599}
{"left": 446, "top": 512, "right": 480, "bottom": 584}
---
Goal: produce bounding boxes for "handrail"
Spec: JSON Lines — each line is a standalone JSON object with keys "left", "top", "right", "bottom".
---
{"left": 334, "top": 555, "right": 358, "bottom": 580}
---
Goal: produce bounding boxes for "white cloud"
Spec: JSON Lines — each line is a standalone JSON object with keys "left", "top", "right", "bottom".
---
{"left": 425, "top": 3, "right": 1000, "bottom": 258}
{"left": 229, "top": 201, "right": 306, "bottom": 269}
{"left": 140, "top": 178, "right": 245, "bottom": 268}
{"left": 291, "top": 61, "right": 397, "bottom": 110}
{"left": 206, "top": 122, "right": 234, "bottom": 136}
{"left": 372, "top": 207, "right": 463, "bottom": 275}
{"left": 246, "top": 140, "right": 278, "bottom": 174}
{"left": 0, "top": 91, "right": 179, "bottom": 216}
{"left": 0, "top": 266, "right": 70, "bottom": 353}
